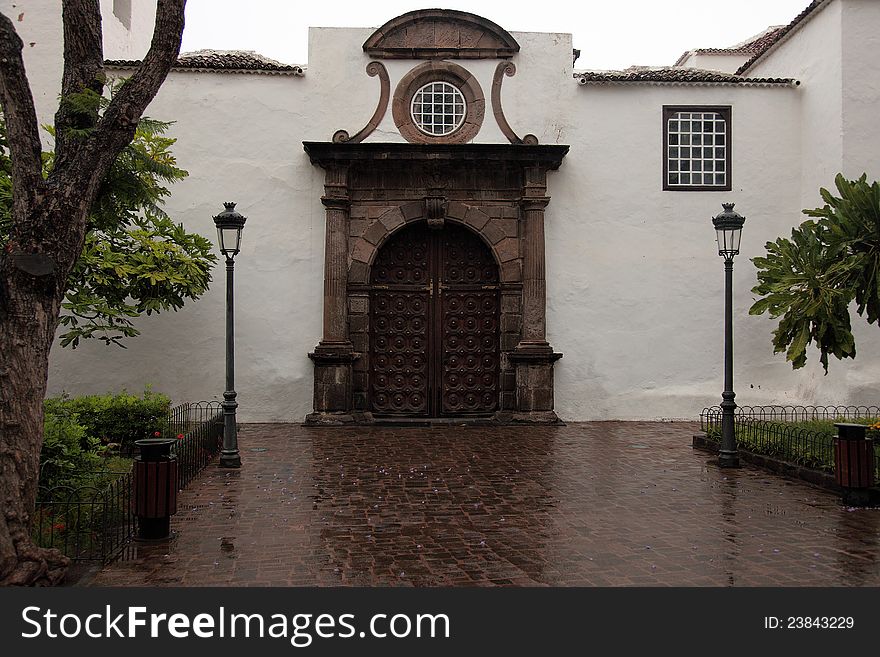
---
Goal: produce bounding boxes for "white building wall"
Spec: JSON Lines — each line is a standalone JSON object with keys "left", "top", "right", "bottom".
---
{"left": 46, "top": 69, "right": 322, "bottom": 421}
{"left": 841, "top": 0, "right": 880, "bottom": 180}
{"left": 747, "top": 0, "right": 843, "bottom": 205}
{"left": 44, "top": 25, "right": 579, "bottom": 419}
{"left": 13, "top": 1, "right": 880, "bottom": 420}
{"left": 99, "top": 0, "right": 156, "bottom": 60}
{"left": 552, "top": 83, "right": 826, "bottom": 419}
{"left": 736, "top": 0, "right": 880, "bottom": 413}
{"left": 2, "top": 0, "right": 64, "bottom": 148}
{"left": 306, "top": 28, "right": 573, "bottom": 146}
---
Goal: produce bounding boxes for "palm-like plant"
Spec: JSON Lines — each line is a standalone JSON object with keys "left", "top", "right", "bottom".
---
{"left": 750, "top": 174, "right": 880, "bottom": 371}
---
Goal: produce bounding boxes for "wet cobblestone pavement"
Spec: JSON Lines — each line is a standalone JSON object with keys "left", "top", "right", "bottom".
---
{"left": 88, "top": 422, "right": 880, "bottom": 586}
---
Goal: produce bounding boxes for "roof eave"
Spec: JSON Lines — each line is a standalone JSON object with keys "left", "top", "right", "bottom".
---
{"left": 576, "top": 79, "right": 800, "bottom": 88}
{"left": 104, "top": 61, "right": 305, "bottom": 76}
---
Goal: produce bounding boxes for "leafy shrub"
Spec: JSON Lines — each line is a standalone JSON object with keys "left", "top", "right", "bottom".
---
{"left": 44, "top": 388, "right": 171, "bottom": 450}
{"left": 39, "top": 407, "right": 102, "bottom": 492}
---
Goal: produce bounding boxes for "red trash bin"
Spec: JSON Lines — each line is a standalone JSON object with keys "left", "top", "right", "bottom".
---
{"left": 833, "top": 423, "right": 874, "bottom": 506}
{"left": 133, "top": 438, "right": 178, "bottom": 539}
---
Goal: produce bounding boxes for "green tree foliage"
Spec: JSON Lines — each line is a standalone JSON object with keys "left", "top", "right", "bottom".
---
{"left": 0, "top": 94, "right": 216, "bottom": 348}
{"left": 750, "top": 174, "right": 880, "bottom": 371}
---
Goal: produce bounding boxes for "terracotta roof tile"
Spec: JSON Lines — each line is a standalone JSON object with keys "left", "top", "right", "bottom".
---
{"left": 672, "top": 26, "right": 786, "bottom": 67}
{"left": 735, "top": 0, "right": 829, "bottom": 75}
{"left": 105, "top": 50, "right": 304, "bottom": 75}
{"left": 576, "top": 67, "right": 797, "bottom": 86}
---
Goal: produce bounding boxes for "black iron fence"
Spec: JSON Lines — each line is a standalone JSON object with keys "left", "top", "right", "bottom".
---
{"left": 167, "top": 401, "right": 225, "bottom": 489}
{"left": 703, "top": 405, "right": 880, "bottom": 423}
{"left": 32, "top": 470, "right": 134, "bottom": 563}
{"left": 33, "top": 401, "right": 223, "bottom": 563}
{"left": 700, "top": 405, "right": 880, "bottom": 479}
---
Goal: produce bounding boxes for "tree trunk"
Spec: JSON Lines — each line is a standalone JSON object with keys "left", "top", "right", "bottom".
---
{"left": 0, "top": 200, "right": 75, "bottom": 586}
{"left": 0, "top": 0, "right": 186, "bottom": 585}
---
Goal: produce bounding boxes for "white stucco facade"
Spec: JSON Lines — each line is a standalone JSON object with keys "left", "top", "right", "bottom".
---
{"left": 6, "top": 0, "right": 880, "bottom": 421}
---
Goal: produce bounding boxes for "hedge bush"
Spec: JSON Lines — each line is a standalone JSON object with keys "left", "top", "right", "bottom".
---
{"left": 39, "top": 407, "right": 103, "bottom": 493}
{"left": 44, "top": 389, "right": 171, "bottom": 450}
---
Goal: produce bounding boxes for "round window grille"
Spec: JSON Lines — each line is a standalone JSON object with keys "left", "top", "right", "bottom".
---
{"left": 410, "top": 81, "right": 466, "bottom": 136}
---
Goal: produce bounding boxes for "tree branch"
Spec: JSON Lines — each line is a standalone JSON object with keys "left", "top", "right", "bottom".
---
{"left": 53, "top": 0, "right": 104, "bottom": 173}
{"left": 51, "top": 0, "right": 185, "bottom": 257}
{"left": 0, "top": 12, "right": 44, "bottom": 211}
{"left": 69, "top": 0, "right": 185, "bottom": 192}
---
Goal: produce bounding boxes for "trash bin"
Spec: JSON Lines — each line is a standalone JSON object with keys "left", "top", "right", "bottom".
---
{"left": 833, "top": 423, "right": 874, "bottom": 506}
{"left": 133, "top": 437, "right": 178, "bottom": 540}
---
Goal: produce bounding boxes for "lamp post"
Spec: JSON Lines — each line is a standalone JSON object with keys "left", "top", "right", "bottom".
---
{"left": 213, "top": 202, "right": 246, "bottom": 468}
{"left": 712, "top": 202, "right": 745, "bottom": 468}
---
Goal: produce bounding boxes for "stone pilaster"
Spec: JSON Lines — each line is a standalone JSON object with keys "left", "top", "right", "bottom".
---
{"left": 307, "top": 164, "right": 360, "bottom": 424}
{"left": 509, "top": 165, "right": 562, "bottom": 423}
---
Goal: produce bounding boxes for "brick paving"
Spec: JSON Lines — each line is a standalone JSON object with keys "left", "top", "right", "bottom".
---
{"left": 88, "top": 422, "right": 880, "bottom": 586}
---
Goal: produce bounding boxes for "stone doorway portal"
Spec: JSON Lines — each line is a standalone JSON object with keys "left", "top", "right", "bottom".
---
{"left": 369, "top": 221, "right": 500, "bottom": 417}
{"left": 303, "top": 141, "right": 568, "bottom": 424}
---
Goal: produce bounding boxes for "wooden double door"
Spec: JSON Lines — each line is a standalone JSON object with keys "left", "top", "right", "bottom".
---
{"left": 369, "top": 221, "right": 500, "bottom": 417}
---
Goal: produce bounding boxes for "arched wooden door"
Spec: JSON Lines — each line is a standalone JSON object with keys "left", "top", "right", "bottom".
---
{"left": 369, "top": 222, "right": 500, "bottom": 417}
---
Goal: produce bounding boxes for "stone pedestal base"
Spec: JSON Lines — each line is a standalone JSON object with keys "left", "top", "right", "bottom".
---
{"left": 307, "top": 344, "right": 358, "bottom": 423}
{"left": 508, "top": 344, "right": 562, "bottom": 422}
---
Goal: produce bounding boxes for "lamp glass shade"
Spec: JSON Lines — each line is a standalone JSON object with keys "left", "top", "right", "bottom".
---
{"left": 217, "top": 225, "right": 242, "bottom": 256}
{"left": 715, "top": 226, "right": 742, "bottom": 257}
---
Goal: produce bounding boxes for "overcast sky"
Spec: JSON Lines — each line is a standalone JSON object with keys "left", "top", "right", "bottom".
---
{"left": 180, "top": 0, "right": 811, "bottom": 70}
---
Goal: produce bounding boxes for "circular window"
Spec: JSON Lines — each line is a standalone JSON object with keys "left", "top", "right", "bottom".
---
{"left": 393, "top": 62, "right": 485, "bottom": 144}
{"left": 410, "top": 81, "right": 466, "bottom": 136}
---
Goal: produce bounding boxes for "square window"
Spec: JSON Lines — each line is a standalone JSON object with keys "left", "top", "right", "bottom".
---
{"left": 664, "top": 106, "right": 730, "bottom": 190}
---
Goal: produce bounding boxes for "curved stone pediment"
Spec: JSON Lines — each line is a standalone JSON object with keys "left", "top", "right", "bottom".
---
{"left": 363, "top": 9, "right": 520, "bottom": 59}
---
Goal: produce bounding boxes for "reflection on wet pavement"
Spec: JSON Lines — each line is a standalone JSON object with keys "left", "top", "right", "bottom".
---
{"left": 89, "top": 422, "right": 880, "bottom": 587}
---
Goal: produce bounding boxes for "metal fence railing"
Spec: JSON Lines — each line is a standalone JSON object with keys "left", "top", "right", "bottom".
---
{"left": 33, "top": 400, "right": 224, "bottom": 563}
{"left": 168, "top": 401, "right": 224, "bottom": 489}
{"left": 704, "top": 405, "right": 880, "bottom": 423}
{"left": 32, "top": 470, "right": 133, "bottom": 563}
{"left": 700, "top": 405, "right": 880, "bottom": 480}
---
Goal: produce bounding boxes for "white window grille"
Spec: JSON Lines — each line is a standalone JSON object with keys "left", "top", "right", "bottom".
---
{"left": 664, "top": 108, "right": 730, "bottom": 190}
{"left": 411, "top": 82, "right": 466, "bottom": 137}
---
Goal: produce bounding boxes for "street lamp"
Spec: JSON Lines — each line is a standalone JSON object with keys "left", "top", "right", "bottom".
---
{"left": 712, "top": 202, "right": 745, "bottom": 468}
{"left": 213, "top": 202, "right": 247, "bottom": 468}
